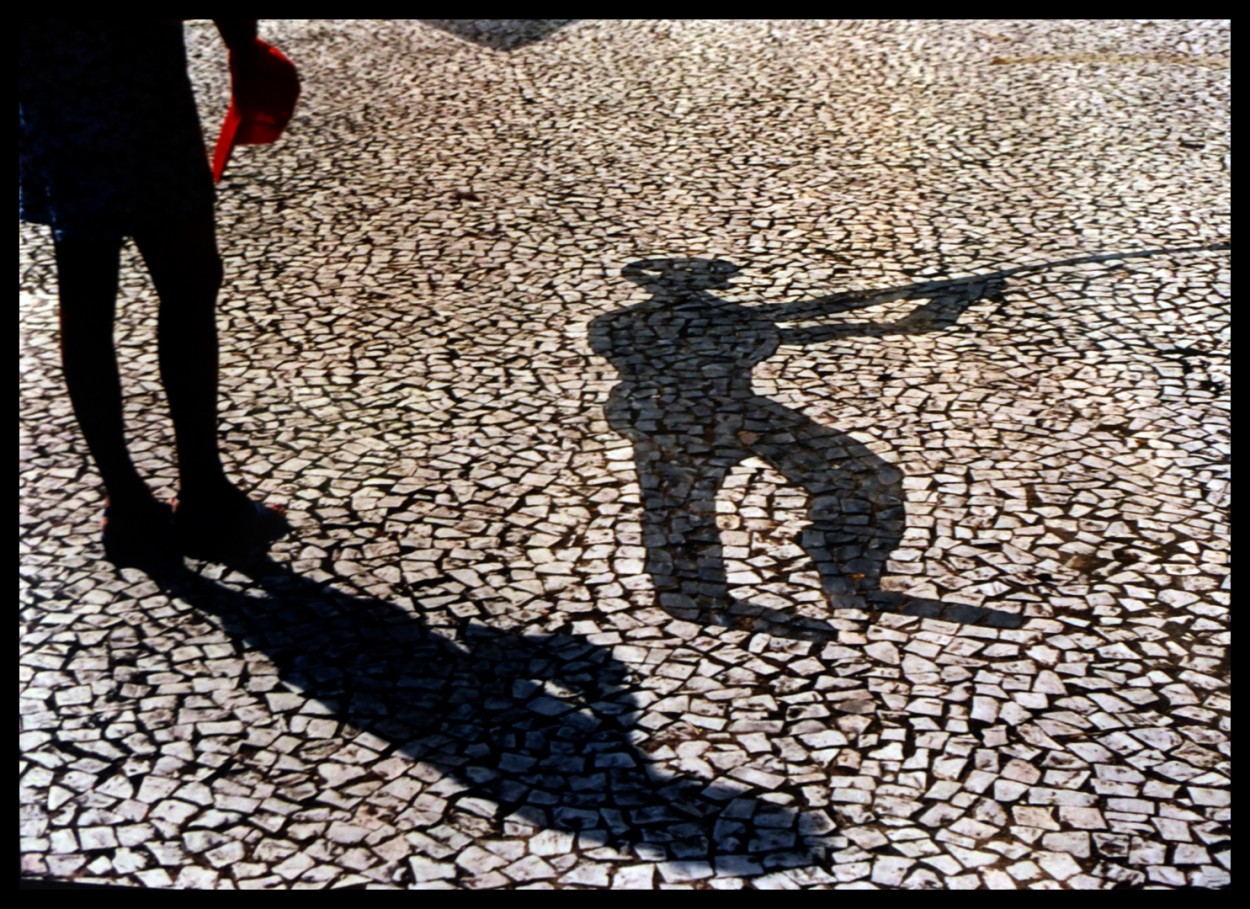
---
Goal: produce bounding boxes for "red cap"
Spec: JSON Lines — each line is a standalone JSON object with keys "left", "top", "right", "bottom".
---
{"left": 212, "top": 40, "right": 301, "bottom": 183}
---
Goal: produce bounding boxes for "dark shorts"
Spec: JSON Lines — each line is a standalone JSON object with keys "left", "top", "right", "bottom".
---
{"left": 19, "top": 20, "right": 215, "bottom": 242}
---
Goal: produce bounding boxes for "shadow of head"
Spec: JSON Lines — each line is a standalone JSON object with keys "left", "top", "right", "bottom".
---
{"left": 622, "top": 258, "right": 742, "bottom": 294}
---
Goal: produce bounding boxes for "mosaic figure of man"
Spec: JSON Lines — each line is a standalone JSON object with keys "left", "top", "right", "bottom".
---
{"left": 591, "top": 258, "right": 998, "bottom": 627}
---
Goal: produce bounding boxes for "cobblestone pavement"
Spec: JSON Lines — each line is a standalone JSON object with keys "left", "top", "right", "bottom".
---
{"left": 20, "top": 20, "right": 1230, "bottom": 889}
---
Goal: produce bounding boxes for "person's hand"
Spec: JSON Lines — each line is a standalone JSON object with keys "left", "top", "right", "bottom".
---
{"left": 228, "top": 38, "right": 270, "bottom": 114}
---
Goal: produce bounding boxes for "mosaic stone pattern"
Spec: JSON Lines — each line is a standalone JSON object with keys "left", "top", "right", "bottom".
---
{"left": 20, "top": 19, "right": 1229, "bottom": 890}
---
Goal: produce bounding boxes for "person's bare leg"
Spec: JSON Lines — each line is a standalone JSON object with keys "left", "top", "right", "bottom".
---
{"left": 53, "top": 232, "right": 162, "bottom": 519}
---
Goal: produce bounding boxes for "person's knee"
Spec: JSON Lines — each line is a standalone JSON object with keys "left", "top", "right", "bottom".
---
{"left": 201, "top": 250, "right": 225, "bottom": 294}
{"left": 135, "top": 218, "right": 223, "bottom": 300}
{"left": 53, "top": 234, "right": 123, "bottom": 311}
{"left": 180, "top": 248, "right": 224, "bottom": 292}
{"left": 155, "top": 250, "right": 223, "bottom": 312}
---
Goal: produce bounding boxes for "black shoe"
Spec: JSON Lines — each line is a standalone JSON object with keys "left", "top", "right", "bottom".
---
{"left": 174, "top": 497, "right": 292, "bottom": 562}
{"left": 102, "top": 501, "right": 179, "bottom": 569}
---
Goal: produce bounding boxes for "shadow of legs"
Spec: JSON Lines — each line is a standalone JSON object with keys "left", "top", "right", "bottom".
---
{"left": 140, "top": 556, "right": 819, "bottom": 866}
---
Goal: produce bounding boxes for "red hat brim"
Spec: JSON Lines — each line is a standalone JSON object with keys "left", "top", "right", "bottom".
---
{"left": 211, "top": 41, "right": 300, "bottom": 183}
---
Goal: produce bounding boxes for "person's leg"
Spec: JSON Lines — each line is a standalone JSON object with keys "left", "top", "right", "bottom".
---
{"left": 752, "top": 399, "right": 904, "bottom": 606}
{"left": 636, "top": 437, "right": 741, "bottom": 622}
{"left": 132, "top": 214, "right": 232, "bottom": 504}
{"left": 132, "top": 213, "right": 288, "bottom": 554}
{"left": 53, "top": 231, "right": 162, "bottom": 518}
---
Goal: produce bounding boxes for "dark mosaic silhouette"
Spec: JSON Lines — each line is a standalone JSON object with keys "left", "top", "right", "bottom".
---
{"left": 591, "top": 248, "right": 1227, "bottom": 638}
{"left": 593, "top": 257, "right": 1110, "bottom": 637}
{"left": 144, "top": 558, "right": 818, "bottom": 873}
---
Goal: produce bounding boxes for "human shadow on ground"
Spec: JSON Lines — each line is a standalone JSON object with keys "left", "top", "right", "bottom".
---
{"left": 590, "top": 258, "right": 1019, "bottom": 641}
{"left": 420, "top": 20, "right": 577, "bottom": 52}
{"left": 589, "top": 249, "right": 1226, "bottom": 641}
{"left": 143, "top": 557, "right": 816, "bottom": 873}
